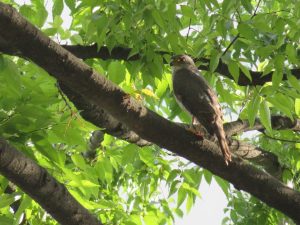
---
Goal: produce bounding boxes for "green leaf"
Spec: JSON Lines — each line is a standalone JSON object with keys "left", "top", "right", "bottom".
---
{"left": 108, "top": 61, "right": 126, "bottom": 84}
{"left": 169, "top": 180, "right": 180, "bottom": 197}
{"left": 53, "top": 16, "right": 63, "bottom": 28}
{"left": 33, "top": 1, "right": 48, "bottom": 27}
{"left": 287, "top": 74, "right": 300, "bottom": 92}
{"left": 272, "top": 70, "right": 283, "bottom": 89}
{"left": 181, "top": 5, "right": 196, "bottom": 19}
{"left": 186, "top": 193, "right": 194, "bottom": 213}
{"left": 43, "top": 27, "right": 58, "bottom": 36}
{"left": 274, "top": 54, "right": 285, "bottom": 73}
{"left": 228, "top": 60, "right": 240, "bottom": 82}
{"left": 70, "top": 34, "right": 83, "bottom": 44}
{"left": 65, "top": 0, "right": 76, "bottom": 11}
{"left": 53, "top": 0, "right": 64, "bottom": 18}
{"left": 139, "top": 147, "right": 155, "bottom": 167}
{"left": 222, "top": 0, "right": 235, "bottom": 14}
{"left": 177, "top": 186, "right": 187, "bottom": 207}
{"left": 210, "top": 49, "right": 220, "bottom": 72}
{"left": 203, "top": 170, "right": 212, "bottom": 185}
{"left": 0, "top": 57, "right": 21, "bottom": 97}
{"left": 19, "top": 5, "right": 36, "bottom": 24}
{"left": 248, "top": 92, "right": 261, "bottom": 127}
{"left": 103, "top": 158, "right": 113, "bottom": 184}
{"left": 167, "top": 170, "right": 179, "bottom": 184}
{"left": 259, "top": 100, "right": 272, "bottom": 133}
{"left": 155, "top": 78, "right": 168, "bottom": 98}
{"left": 286, "top": 43, "right": 298, "bottom": 64}
{"left": 241, "top": 0, "right": 253, "bottom": 14}
{"left": 267, "top": 94, "right": 294, "bottom": 119}
{"left": 152, "top": 10, "right": 165, "bottom": 29}
{"left": 174, "top": 208, "right": 184, "bottom": 218}
{"left": 237, "top": 23, "right": 255, "bottom": 41}
{"left": 0, "top": 194, "right": 17, "bottom": 209}
{"left": 295, "top": 99, "right": 300, "bottom": 117}
{"left": 214, "top": 177, "right": 229, "bottom": 197}
{"left": 81, "top": 180, "right": 99, "bottom": 188}
{"left": 71, "top": 154, "right": 87, "bottom": 170}
{"left": 13, "top": 195, "right": 31, "bottom": 225}
{"left": 122, "top": 144, "right": 138, "bottom": 165}
{"left": 239, "top": 63, "right": 252, "bottom": 81}
{"left": 144, "top": 211, "right": 160, "bottom": 225}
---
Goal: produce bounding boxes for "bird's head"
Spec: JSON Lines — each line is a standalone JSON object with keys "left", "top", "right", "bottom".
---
{"left": 170, "top": 55, "right": 196, "bottom": 72}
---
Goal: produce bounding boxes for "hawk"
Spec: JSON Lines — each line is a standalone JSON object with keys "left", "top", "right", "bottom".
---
{"left": 170, "top": 54, "right": 232, "bottom": 165}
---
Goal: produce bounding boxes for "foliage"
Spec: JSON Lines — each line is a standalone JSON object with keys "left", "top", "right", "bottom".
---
{"left": 1, "top": 0, "right": 300, "bottom": 224}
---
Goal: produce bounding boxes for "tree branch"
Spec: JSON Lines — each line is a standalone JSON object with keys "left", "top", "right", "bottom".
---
{"left": 59, "top": 82, "right": 283, "bottom": 175}
{"left": 1, "top": 38, "right": 300, "bottom": 87}
{"left": 0, "top": 139, "right": 102, "bottom": 225}
{"left": 1, "top": 3, "right": 299, "bottom": 223}
{"left": 224, "top": 116, "right": 300, "bottom": 137}
{"left": 229, "top": 139, "right": 282, "bottom": 178}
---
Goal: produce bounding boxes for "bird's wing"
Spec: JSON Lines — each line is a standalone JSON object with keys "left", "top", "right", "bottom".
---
{"left": 173, "top": 68, "right": 223, "bottom": 133}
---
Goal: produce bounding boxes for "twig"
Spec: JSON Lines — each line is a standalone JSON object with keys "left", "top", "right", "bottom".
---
{"left": 56, "top": 82, "right": 73, "bottom": 113}
{"left": 221, "top": 34, "right": 240, "bottom": 56}
{"left": 251, "top": 0, "right": 262, "bottom": 19}
{"left": 186, "top": 0, "right": 197, "bottom": 42}
{"left": 221, "top": 0, "right": 263, "bottom": 56}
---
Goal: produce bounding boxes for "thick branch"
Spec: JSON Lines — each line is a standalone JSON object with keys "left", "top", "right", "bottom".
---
{"left": 59, "top": 45, "right": 300, "bottom": 86}
{"left": 60, "top": 81, "right": 283, "bottom": 175}
{"left": 59, "top": 83, "right": 151, "bottom": 146}
{"left": 1, "top": 37, "right": 299, "bottom": 86}
{"left": 0, "top": 139, "right": 102, "bottom": 225}
{"left": 1, "top": 3, "right": 299, "bottom": 223}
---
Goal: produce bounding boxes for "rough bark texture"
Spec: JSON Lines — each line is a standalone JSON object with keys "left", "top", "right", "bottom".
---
{"left": 1, "top": 3, "right": 300, "bottom": 223}
{"left": 59, "top": 81, "right": 291, "bottom": 176}
{"left": 59, "top": 83, "right": 152, "bottom": 146}
{"left": 0, "top": 139, "right": 102, "bottom": 225}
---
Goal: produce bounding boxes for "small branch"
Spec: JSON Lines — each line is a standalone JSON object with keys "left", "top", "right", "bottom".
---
{"left": 56, "top": 82, "right": 73, "bottom": 113}
{"left": 224, "top": 116, "right": 300, "bottom": 137}
{"left": 186, "top": 0, "right": 197, "bottom": 42}
{"left": 252, "top": 0, "right": 263, "bottom": 18}
{"left": 222, "top": 0, "right": 262, "bottom": 56}
{"left": 221, "top": 34, "right": 240, "bottom": 57}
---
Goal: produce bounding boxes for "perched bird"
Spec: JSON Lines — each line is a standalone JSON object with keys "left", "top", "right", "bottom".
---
{"left": 170, "top": 54, "right": 232, "bottom": 165}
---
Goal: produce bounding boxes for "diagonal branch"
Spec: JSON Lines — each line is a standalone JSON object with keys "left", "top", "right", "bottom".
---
{"left": 1, "top": 3, "right": 300, "bottom": 223}
{"left": 0, "top": 139, "right": 102, "bottom": 225}
{"left": 59, "top": 82, "right": 283, "bottom": 176}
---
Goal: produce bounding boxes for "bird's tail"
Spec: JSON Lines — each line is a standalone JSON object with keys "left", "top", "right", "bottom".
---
{"left": 215, "top": 120, "right": 232, "bottom": 165}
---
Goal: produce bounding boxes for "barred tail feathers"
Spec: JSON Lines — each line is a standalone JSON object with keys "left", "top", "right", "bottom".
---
{"left": 215, "top": 120, "right": 232, "bottom": 165}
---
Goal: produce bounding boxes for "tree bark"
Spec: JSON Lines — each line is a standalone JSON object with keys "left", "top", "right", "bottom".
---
{"left": 0, "top": 139, "right": 103, "bottom": 225}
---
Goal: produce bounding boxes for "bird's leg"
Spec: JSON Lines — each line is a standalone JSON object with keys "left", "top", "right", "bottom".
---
{"left": 186, "top": 116, "right": 204, "bottom": 139}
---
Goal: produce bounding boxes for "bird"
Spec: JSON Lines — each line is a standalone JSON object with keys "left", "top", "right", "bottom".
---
{"left": 170, "top": 54, "right": 232, "bottom": 165}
